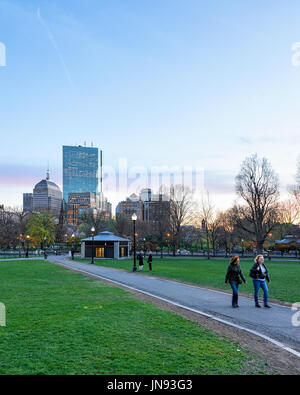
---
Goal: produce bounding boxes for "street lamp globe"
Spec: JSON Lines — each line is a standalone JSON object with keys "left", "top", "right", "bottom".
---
{"left": 132, "top": 213, "right": 137, "bottom": 221}
{"left": 91, "top": 227, "right": 95, "bottom": 233}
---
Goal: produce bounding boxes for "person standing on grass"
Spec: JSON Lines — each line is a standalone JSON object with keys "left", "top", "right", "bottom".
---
{"left": 225, "top": 256, "right": 247, "bottom": 308}
{"left": 250, "top": 254, "right": 271, "bottom": 308}
{"left": 147, "top": 251, "right": 153, "bottom": 271}
{"left": 138, "top": 251, "right": 144, "bottom": 271}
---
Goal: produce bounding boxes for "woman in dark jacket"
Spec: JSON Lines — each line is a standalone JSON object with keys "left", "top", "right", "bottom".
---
{"left": 225, "top": 256, "right": 247, "bottom": 308}
{"left": 250, "top": 255, "right": 271, "bottom": 308}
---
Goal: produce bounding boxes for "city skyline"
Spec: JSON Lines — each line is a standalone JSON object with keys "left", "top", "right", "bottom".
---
{"left": 1, "top": 141, "right": 298, "bottom": 214}
{"left": 1, "top": 1, "right": 300, "bottom": 211}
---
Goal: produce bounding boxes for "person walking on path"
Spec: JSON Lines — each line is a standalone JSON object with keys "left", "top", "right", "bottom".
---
{"left": 225, "top": 256, "right": 247, "bottom": 308}
{"left": 147, "top": 251, "right": 153, "bottom": 271}
{"left": 138, "top": 251, "right": 144, "bottom": 271}
{"left": 250, "top": 254, "right": 271, "bottom": 308}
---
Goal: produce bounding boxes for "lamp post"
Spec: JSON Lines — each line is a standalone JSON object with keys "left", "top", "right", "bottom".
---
{"left": 268, "top": 233, "right": 273, "bottom": 261}
{"left": 18, "top": 234, "right": 23, "bottom": 257}
{"left": 143, "top": 237, "right": 146, "bottom": 258}
{"left": 26, "top": 235, "right": 30, "bottom": 258}
{"left": 43, "top": 237, "right": 47, "bottom": 259}
{"left": 166, "top": 233, "right": 171, "bottom": 256}
{"left": 91, "top": 227, "right": 95, "bottom": 264}
{"left": 71, "top": 233, "right": 75, "bottom": 260}
{"left": 64, "top": 234, "right": 68, "bottom": 254}
{"left": 132, "top": 213, "right": 137, "bottom": 272}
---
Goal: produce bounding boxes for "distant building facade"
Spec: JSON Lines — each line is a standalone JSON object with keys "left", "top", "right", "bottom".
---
{"left": 116, "top": 189, "right": 170, "bottom": 222}
{"left": 140, "top": 188, "right": 152, "bottom": 202}
{"left": 67, "top": 191, "right": 112, "bottom": 226}
{"left": 32, "top": 173, "right": 63, "bottom": 216}
{"left": 116, "top": 194, "right": 144, "bottom": 220}
{"left": 143, "top": 195, "right": 170, "bottom": 222}
{"left": 99, "top": 192, "right": 112, "bottom": 216}
{"left": 67, "top": 192, "right": 98, "bottom": 226}
{"left": 63, "top": 145, "right": 99, "bottom": 203}
{"left": 23, "top": 193, "right": 33, "bottom": 212}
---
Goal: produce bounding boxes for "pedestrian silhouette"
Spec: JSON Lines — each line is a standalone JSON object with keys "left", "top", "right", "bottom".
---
{"left": 137, "top": 251, "right": 144, "bottom": 271}
{"left": 147, "top": 251, "right": 153, "bottom": 271}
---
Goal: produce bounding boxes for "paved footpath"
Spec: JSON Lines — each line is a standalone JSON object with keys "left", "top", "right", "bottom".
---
{"left": 45, "top": 256, "right": 300, "bottom": 355}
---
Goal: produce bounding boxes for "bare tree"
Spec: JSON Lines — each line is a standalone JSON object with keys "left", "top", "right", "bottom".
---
{"left": 296, "top": 155, "right": 300, "bottom": 186}
{"left": 0, "top": 207, "right": 30, "bottom": 251}
{"left": 272, "top": 199, "right": 300, "bottom": 240}
{"left": 216, "top": 210, "right": 235, "bottom": 256}
{"left": 197, "top": 192, "right": 219, "bottom": 259}
{"left": 181, "top": 226, "right": 202, "bottom": 254}
{"left": 288, "top": 158, "right": 300, "bottom": 219}
{"left": 114, "top": 213, "right": 132, "bottom": 238}
{"left": 278, "top": 199, "right": 300, "bottom": 225}
{"left": 79, "top": 210, "right": 114, "bottom": 237}
{"left": 235, "top": 154, "right": 280, "bottom": 253}
{"left": 151, "top": 199, "right": 171, "bottom": 258}
{"left": 169, "top": 185, "right": 194, "bottom": 255}
{"left": 0, "top": 208, "right": 16, "bottom": 248}
{"left": 216, "top": 211, "right": 233, "bottom": 256}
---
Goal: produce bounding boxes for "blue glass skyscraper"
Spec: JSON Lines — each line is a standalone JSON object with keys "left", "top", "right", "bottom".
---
{"left": 63, "top": 145, "right": 99, "bottom": 203}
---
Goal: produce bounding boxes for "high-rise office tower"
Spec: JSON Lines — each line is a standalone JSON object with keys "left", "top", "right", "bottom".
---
{"left": 63, "top": 145, "right": 100, "bottom": 203}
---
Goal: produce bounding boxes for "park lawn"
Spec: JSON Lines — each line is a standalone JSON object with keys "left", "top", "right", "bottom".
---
{"left": 0, "top": 260, "right": 272, "bottom": 375}
{"left": 76, "top": 257, "right": 300, "bottom": 304}
{"left": 0, "top": 255, "right": 43, "bottom": 259}
{"left": 0, "top": 256, "right": 28, "bottom": 259}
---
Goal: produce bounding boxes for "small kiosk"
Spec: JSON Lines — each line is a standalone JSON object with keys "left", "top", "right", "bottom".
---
{"left": 81, "top": 231, "right": 130, "bottom": 260}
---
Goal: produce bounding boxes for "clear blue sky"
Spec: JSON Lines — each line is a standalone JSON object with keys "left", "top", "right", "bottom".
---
{"left": 1, "top": 0, "right": 300, "bottom": 211}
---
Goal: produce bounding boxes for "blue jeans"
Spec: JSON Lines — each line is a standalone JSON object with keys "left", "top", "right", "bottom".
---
{"left": 252, "top": 279, "right": 269, "bottom": 306}
{"left": 230, "top": 282, "right": 239, "bottom": 306}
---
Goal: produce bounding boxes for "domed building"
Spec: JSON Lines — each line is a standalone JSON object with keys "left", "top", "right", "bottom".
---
{"left": 32, "top": 171, "right": 63, "bottom": 216}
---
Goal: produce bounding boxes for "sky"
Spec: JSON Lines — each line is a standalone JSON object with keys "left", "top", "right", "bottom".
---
{"left": 1, "top": 0, "right": 300, "bottom": 213}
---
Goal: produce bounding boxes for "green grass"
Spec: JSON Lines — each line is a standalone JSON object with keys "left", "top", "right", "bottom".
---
{"left": 0, "top": 255, "right": 43, "bottom": 259}
{"left": 76, "top": 257, "right": 300, "bottom": 303}
{"left": 0, "top": 260, "right": 272, "bottom": 375}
